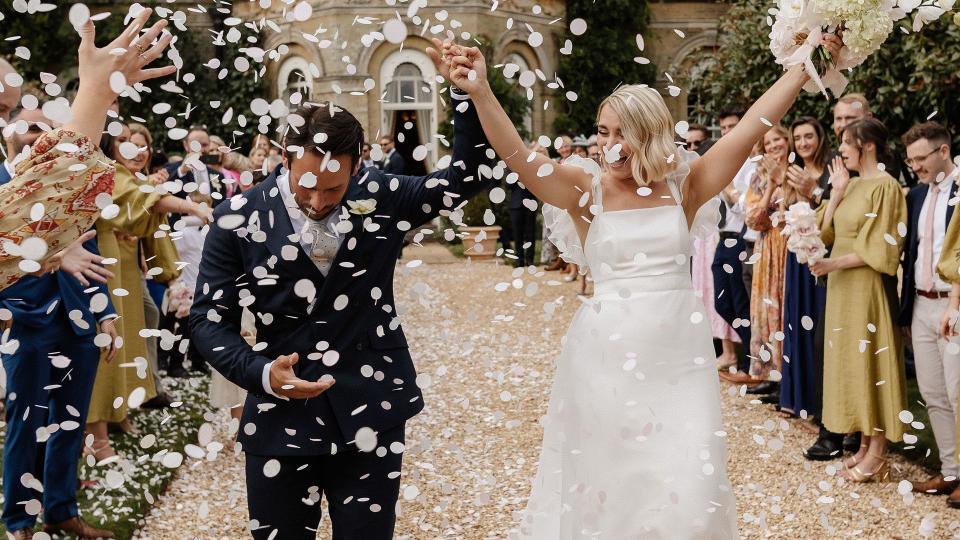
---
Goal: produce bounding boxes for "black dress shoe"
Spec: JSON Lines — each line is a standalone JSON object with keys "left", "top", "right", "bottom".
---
{"left": 166, "top": 364, "right": 190, "bottom": 378}
{"left": 141, "top": 392, "right": 173, "bottom": 410}
{"left": 746, "top": 381, "right": 778, "bottom": 395}
{"left": 804, "top": 435, "right": 843, "bottom": 461}
{"left": 759, "top": 392, "right": 780, "bottom": 404}
{"left": 843, "top": 432, "right": 862, "bottom": 452}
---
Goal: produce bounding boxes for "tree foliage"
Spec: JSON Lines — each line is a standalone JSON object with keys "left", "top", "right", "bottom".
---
{"left": 553, "top": 0, "right": 657, "bottom": 136}
{"left": 696, "top": 0, "right": 960, "bottom": 146}
{"left": 0, "top": 5, "right": 265, "bottom": 154}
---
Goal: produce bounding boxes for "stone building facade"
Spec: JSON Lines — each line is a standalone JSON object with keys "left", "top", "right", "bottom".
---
{"left": 232, "top": 1, "right": 732, "bottom": 168}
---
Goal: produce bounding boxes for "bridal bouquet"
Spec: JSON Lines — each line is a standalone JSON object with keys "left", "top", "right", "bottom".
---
{"left": 781, "top": 202, "right": 828, "bottom": 264}
{"left": 768, "top": 0, "right": 957, "bottom": 97}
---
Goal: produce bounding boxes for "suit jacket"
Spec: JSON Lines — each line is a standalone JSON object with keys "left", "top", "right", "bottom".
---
{"left": 0, "top": 234, "right": 116, "bottom": 336}
{"left": 508, "top": 177, "right": 536, "bottom": 211}
{"left": 899, "top": 180, "right": 960, "bottom": 326}
{"left": 189, "top": 99, "right": 491, "bottom": 456}
{"left": 383, "top": 149, "right": 406, "bottom": 175}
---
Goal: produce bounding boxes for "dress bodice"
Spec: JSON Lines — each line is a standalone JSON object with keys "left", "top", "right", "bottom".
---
{"left": 542, "top": 151, "right": 718, "bottom": 293}
{"left": 584, "top": 205, "right": 692, "bottom": 285}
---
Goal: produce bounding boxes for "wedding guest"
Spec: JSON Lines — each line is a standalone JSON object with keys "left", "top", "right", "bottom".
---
{"left": 712, "top": 107, "right": 760, "bottom": 383}
{"left": 1, "top": 9, "right": 175, "bottom": 538}
{"left": 685, "top": 123, "right": 710, "bottom": 153}
{"left": 571, "top": 135, "right": 590, "bottom": 158}
{"left": 686, "top": 128, "right": 740, "bottom": 368}
{"left": 87, "top": 123, "right": 208, "bottom": 459}
{"left": 556, "top": 135, "right": 573, "bottom": 163}
{"left": 744, "top": 126, "right": 792, "bottom": 400}
{"left": 832, "top": 93, "right": 914, "bottom": 187}
{"left": 535, "top": 141, "right": 563, "bottom": 271}
{"left": 164, "top": 126, "right": 226, "bottom": 209}
{"left": 779, "top": 117, "right": 829, "bottom": 420}
{"left": 361, "top": 142, "right": 377, "bottom": 169}
{"left": 0, "top": 58, "right": 20, "bottom": 124}
{"left": 899, "top": 122, "right": 960, "bottom": 496}
{"left": 0, "top": 12, "right": 174, "bottom": 292}
{"left": 810, "top": 117, "right": 907, "bottom": 482}
{"left": 587, "top": 142, "right": 601, "bottom": 163}
{"left": 250, "top": 133, "right": 270, "bottom": 154}
{"left": 379, "top": 134, "right": 406, "bottom": 175}
{"left": 250, "top": 146, "right": 267, "bottom": 170}
{"left": 122, "top": 122, "right": 176, "bottom": 409}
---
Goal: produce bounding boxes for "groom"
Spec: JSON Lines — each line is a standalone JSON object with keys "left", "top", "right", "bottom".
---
{"left": 189, "top": 44, "right": 490, "bottom": 539}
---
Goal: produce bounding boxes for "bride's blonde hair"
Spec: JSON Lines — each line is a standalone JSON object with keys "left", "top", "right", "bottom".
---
{"left": 596, "top": 85, "right": 678, "bottom": 186}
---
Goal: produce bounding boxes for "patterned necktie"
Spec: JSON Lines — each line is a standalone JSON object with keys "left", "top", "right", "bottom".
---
{"left": 917, "top": 182, "right": 940, "bottom": 292}
{"left": 301, "top": 217, "right": 339, "bottom": 276}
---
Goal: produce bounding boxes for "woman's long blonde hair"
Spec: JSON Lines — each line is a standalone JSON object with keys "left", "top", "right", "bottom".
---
{"left": 596, "top": 85, "right": 678, "bottom": 186}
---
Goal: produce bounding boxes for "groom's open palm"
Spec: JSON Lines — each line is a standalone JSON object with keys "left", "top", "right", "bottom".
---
{"left": 269, "top": 352, "right": 335, "bottom": 399}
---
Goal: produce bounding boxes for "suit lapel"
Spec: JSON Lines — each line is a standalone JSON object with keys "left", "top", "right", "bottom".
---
{"left": 946, "top": 180, "right": 959, "bottom": 229}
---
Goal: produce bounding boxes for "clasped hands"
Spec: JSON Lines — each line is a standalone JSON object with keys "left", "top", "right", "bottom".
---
{"left": 426, "top": 38, "right": 488, "bottom": 95}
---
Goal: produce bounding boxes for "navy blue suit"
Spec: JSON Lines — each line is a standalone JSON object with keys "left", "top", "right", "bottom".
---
{"left": 508, "top": 179, "right": 538, "bottom": 266}
{"left": 382, "top": 149, "right": 407, "bottom": 175}
{"left": 899, "top": 181, "right": 960, "bottom": 327}
{"left": 189, "top": 97, "right": 490, "bottom": 539}
{"left": 0, "top": 234, "right": 115, "bottom": 531}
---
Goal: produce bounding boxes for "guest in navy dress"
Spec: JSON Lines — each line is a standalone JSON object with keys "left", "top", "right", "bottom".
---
{"left": 780, "top": 117, "right": 831, "bottom": 418}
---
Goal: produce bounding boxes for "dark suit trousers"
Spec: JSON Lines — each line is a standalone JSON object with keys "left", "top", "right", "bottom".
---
{"left": 245, "top": 424, "right": 405, "bottom": 540}
{"left": 712, "top": 236, "right": 752, "bottom": 373}
{"left": 510, "top": 207, "right": 538, "bottom": 267}
{"left": 1, "top": 316, "right": 99, "bottom": 531}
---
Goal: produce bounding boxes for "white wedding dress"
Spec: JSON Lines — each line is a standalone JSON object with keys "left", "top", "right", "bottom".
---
{"left": 515, "top": 152, "right": 739, "bottom": 539}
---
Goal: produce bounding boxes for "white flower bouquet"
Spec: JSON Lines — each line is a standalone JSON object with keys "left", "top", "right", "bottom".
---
{"left": 781, "top": 202, "right": 828, "bottom": 264}
{"left": 768, "top": 0, "right": 957, "bottom": 97}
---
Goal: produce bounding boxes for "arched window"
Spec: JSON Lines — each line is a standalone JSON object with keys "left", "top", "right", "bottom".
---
{"left": 384, "top": 63, "right": 430, "bottom": 105}
{"left": 277, "top": 56, "right": 313, "bottom": 103}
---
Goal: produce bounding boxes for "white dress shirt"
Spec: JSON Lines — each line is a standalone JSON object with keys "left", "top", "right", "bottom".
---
{"left": 263, "top": 172, "right": 344, "bottom": 398}
{"left": 917, "top": 169, "right": 959, "bottom": 292}
{"left": 729, "top": 159, "right": 759, "bottom": 241}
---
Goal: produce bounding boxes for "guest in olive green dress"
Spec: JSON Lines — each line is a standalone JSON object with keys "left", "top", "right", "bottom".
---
{"left": 810, "top": 118, "right": 907, "bottom": 483}
{"left": 86, "top": 124, "right": 210, "bottom": 460}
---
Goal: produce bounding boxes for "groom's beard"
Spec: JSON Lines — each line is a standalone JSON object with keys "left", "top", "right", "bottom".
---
{"left": 294, "top": 196, "right": 337, "bottom": 222}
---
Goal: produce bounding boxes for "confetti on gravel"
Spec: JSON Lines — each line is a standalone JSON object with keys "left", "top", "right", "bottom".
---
{"left": 136, "top": 260, "right": 960, "bottom": 539}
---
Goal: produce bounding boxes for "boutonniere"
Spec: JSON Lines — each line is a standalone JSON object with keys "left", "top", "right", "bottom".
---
{"left": 347, "top": 199, "right": 377, "bottom": 215}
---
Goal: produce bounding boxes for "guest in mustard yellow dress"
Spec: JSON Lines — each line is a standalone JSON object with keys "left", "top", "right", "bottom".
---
{"left": 745, "top": 126, "right": 791, "bottom": 392}
{"left": 85, "top": 124, "right": 211, "bottom": 460}
{"left": 810, "top": 118, "right": 907, "bottom": 483}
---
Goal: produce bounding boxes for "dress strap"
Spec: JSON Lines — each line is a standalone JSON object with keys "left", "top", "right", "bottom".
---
{"left": 665, "top": 176, "right": 684, "bottom": 206}
{"left": 590, "top": 172, "right": 604, "bottom": 211}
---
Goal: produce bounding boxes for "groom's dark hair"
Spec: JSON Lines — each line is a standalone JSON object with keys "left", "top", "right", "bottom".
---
{"left": 284, "top": 101, "right": 365, "bottom": 169}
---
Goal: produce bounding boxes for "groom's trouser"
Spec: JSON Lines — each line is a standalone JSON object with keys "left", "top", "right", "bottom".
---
{"left": 245, "top": 423, "right": 405, "bottom": 540}
{"left": 712, "top": 233, "right": 752, "bottom": 373}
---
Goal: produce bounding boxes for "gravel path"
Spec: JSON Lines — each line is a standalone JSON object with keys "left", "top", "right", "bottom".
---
{"left": 137, "top": 261, "right": 959, "bottom": 539}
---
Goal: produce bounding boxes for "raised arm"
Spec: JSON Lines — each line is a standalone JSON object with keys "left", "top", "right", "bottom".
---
{"left": 687, "top": 34, "right": 844, "bottom": 210}
{"left": 437, "top": 42, "right": 592, "bottom": 212}
{"left": 66, "top": 9, "right": 174, "bottom": 142}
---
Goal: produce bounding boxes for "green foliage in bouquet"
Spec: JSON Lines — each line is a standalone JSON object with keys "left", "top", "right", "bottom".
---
{"left": 553, "top": 0, "right": 658, "bottom": 136}
{"left": 697, "top": 0, "right": 960, "bottom": 147}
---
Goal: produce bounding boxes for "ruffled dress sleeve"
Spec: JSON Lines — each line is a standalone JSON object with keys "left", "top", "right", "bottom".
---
{"left": 0, "top": 129, "right": 115, "bottom": 291}
{"left": 668, "top": 147, "right": 720, "bottom": 244}
{"left": 938, "top": 200, "right": 960, "bottom": 283}
{"left": 853, "top": 175, "right": 907, "bottom": 276}
{"left": 541, "top": 156, "right": 601, "bottom": 269}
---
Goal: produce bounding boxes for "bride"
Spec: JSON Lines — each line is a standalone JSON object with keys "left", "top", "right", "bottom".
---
{"left": 432, "top": 33, "right": 843, "bottom": 539}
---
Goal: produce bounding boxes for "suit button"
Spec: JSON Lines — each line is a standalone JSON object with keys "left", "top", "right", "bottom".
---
{"left": 356, "top": 342, "right": 364, "bottom": 351}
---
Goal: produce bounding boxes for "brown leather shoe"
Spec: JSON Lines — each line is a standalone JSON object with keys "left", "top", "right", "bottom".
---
{"left": 10, "top": 529, "right": 34, "bottom": 540}
{"left": 948, "top": 484, "right": 960, "bottom": 508}
{"left": 43, "top": 517, "right": 115, "bottom": 539}
{"left": 912, "top": 473, "right": 960, "bottom": 495}
{"left": 718, "top": 370, "right": 763, "bottom": 385}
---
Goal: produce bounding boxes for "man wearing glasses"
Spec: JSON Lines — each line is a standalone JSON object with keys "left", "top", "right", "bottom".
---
{"left": 900, "top": 121, "right": 960, "bottom": 505}
{"left": 684, "top": 123, "right": 710, "bottom": 153}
